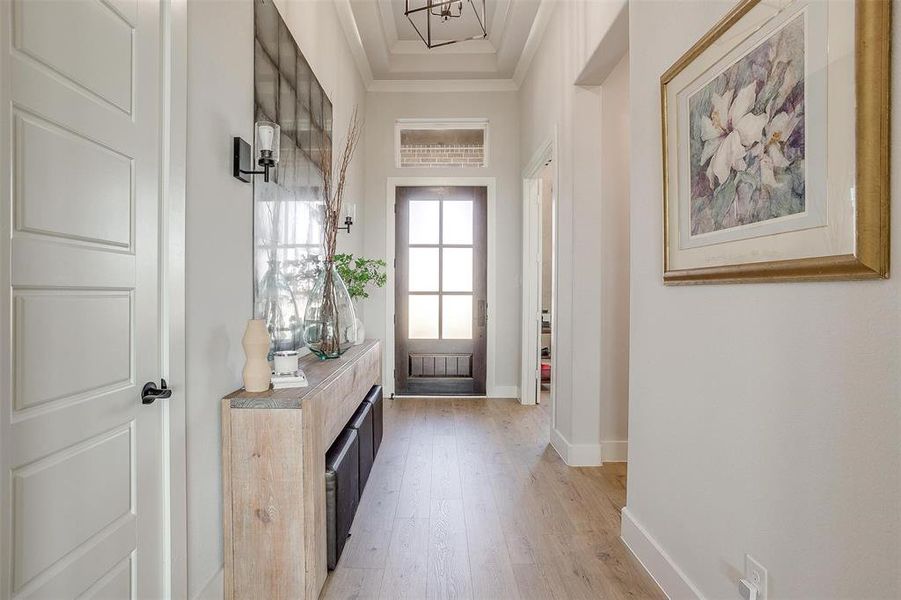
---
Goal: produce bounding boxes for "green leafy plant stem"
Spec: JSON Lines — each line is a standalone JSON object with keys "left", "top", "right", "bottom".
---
{"left": 333, "top": 253, "right": 387, "bottom": 301}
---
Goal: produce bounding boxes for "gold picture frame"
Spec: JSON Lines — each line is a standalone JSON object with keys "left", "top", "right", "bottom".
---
{"left": 661, "top": 0, "right": 891, "bottom": 284}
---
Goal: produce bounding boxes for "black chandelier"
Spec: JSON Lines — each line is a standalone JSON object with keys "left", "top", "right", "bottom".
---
{"left": 404, "top": 0, "right": 488, "bottom": 49}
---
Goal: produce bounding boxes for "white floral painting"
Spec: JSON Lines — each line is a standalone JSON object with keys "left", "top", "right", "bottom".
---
{"left": 689, "top": 14, "right": 805, "bottom": 235}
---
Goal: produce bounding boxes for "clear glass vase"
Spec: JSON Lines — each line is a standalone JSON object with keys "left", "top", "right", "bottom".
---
{"left": 302, "top": 261, "right": 357, "bottom": 359}
{"left": 255, "top": 258, "right": 302, "bottom": 359}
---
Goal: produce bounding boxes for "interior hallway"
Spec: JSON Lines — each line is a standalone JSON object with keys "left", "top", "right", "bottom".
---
{"left": 322, "top": 398, "right": 664, "bottom": 600}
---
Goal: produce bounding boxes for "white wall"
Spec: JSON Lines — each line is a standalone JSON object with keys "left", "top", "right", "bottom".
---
{"left": 185, "top": 2, "right": 253, "bottom": 595}
{"left": 625, "top": 1, "right": 901, "bottom": 598}
{"left": 361, "top": 91, "right": 522, "bottom": 396}
{"left": 185, "top": 1, "right": 367, "bottom": 597}
{"left": 518, "top": 0, "right": 630, "bottom": 464}
{"left": 599, "top": 53, "right": 630, "bottom": 454}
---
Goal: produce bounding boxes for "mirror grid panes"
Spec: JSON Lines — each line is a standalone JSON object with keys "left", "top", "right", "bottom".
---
{"left": 407, "top": 198, "right": 475, "bottom": 340}
{"left": 253, "top": 0, "right": 333, "bottom": 355}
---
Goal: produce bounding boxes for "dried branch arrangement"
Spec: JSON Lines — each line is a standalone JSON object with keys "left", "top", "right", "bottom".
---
{"left": 307, "top": 107, "right": 363, "bottom": 358}
{"left": 318, "top": 106, "right": 363, "bottom": 261}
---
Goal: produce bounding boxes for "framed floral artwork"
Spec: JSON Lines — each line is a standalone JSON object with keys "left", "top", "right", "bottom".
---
{"left": 661, "top": 0, "right": 891, "bottom": 283}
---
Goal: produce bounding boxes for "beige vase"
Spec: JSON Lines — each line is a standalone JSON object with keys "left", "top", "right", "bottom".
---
{"left": 242, "top": 319, "right": 271, "bottom": 392}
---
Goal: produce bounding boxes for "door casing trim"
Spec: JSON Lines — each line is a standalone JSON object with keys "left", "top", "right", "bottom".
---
{"left": 160, "top": 0, "right": 188, "bottom": 596}
{"left": 385, "top": 177, "right": 497, "bottom": 398}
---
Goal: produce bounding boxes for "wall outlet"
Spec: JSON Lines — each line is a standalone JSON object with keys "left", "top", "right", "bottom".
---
{"left": 744, "top": 554, "right": 768, "bottom": 600}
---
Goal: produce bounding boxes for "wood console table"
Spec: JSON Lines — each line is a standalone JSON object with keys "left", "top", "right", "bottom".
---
{"left": 221, "top": 340, "right": 381, "bottom": 600}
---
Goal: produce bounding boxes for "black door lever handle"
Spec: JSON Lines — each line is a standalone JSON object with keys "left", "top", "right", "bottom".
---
{"left": 142, "top": 379, "right": 172, "bottom": 404}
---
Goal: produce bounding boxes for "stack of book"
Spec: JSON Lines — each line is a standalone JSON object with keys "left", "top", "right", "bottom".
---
{"left": 271, "top": 370, "right": 308, "bottom": 390}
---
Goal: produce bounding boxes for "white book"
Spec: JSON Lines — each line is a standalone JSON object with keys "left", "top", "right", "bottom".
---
{"left": 272, "top": 381, "right": 308, "bottom": 389}
{"left": 271, "top": 370, "right": 308, "bottom": 389}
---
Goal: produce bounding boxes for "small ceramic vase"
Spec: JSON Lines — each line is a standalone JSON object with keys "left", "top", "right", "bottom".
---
{"left": 242, "top": 319, "right": 271, "bottom": 392}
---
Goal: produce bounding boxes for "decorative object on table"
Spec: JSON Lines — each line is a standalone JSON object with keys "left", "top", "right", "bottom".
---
{"left": 304, "top": 262, "right": 357, "bottom": 358}
{"left": 661, "top": 0, "right": 890, "bottom": 284}
{"left": 256, "top": 259, "right": 302, "bottom": 358}
{"left": 242, "top": 319, "right": 272, "bottom": 392}
{"left": 271, "top": 370, "right": 309, "bottom": 390}
{"left": 303, "top": 108, "right": 364, "bottom": 359}
{"left": 252, "top": 0, "right": 333, "bottom": 356}
{"left": 273, "top": 350, "right": 299, "bottom": 376}
{"left": 334, "top": 253, "right": 388, "bottom": 345}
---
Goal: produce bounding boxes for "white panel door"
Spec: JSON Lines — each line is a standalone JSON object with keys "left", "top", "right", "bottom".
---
{"left": 0, "top": 1, "right": 167, "bottom": 598}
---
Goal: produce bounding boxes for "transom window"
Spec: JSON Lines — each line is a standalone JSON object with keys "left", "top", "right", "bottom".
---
{"left": 396, "top": 119, "right": 488, "bottom": 168}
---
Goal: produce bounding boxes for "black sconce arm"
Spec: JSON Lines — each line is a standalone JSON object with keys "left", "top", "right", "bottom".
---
{"left": 233, "top": 137, "right": 275, "bottom": 183}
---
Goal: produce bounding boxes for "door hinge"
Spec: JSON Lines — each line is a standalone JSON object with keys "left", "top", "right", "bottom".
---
{"left": 393, "top": 257, "right": 396, "bottom": 269}
{"left": 393, "top": 313, "right": 396, "bottom": 325}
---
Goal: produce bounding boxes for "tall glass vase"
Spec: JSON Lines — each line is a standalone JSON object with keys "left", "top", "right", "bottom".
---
{"left": 256, "top": 258, "right": 302, "bottom": 359}
{"left": 302, "top": 261, "right": 357, "bottom": 359}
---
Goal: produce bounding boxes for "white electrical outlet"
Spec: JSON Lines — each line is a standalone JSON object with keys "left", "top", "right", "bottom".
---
{"left": 745, "top": 554, "right": 768, "bottom": 600}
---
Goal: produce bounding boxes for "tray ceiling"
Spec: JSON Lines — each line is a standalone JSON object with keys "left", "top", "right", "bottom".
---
{"left": 339, "top": 0, "right": 550, "bottom": 89}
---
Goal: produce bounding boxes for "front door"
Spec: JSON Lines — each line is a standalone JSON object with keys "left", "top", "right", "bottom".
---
{"left": 1, "top": 1, "right": 169, "bottom": 597}
{"left": 395, "top": 186, "right": 488, "bottom": 395}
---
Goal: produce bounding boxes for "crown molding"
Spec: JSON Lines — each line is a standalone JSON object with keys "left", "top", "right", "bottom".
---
{"left": 512, "top": 0, "right": 554, "bottom": 86}
{"left": 335, "top": 0, "right": 374, "bottom": 86}
{"left": 367, "top": 78, "right": 519, "bottom": 93}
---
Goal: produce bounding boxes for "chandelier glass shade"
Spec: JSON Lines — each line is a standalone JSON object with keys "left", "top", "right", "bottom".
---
{"left": 404, "top": 0, "right": 488, "bottom": 49}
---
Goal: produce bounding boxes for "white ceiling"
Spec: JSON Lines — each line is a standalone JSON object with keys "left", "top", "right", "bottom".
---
{"left": 338, "top": 0, "right": 551, "bottom": 90}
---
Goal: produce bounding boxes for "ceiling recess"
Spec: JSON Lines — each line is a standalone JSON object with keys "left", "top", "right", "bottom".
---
{"left": 404, "top": 0, "right": 488, "bottom": 49}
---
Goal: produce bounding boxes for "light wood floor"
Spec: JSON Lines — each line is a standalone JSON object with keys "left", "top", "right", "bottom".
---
{"left": 321, "top": 397, "right": 665, "bottom": 600}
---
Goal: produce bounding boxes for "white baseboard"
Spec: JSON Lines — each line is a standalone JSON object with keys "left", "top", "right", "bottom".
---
{"left": 550, "top": 427, "right": 603, "bottom": 466}
{"left": 601, "top": 440, "right": 628, "bottom": 462}
{"left": 192, "top": 567, "right": 223, "bottom": 600}
{"left": 491, "top": 385, "right": 519, "bottom": 399}
{"left": 620, "top": 507, "right": 704, "bottom": 600}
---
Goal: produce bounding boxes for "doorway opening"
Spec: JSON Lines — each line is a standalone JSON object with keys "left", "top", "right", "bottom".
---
{"left": 536, "top": 162, "right": 555, "bottom": 409}
{"left": 520, "top": 136, "right": 557, "bottom": 413}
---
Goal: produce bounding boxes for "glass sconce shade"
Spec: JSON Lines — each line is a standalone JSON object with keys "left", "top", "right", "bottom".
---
{"left": 255, "top": 121, "right": 280, "bottom": 166}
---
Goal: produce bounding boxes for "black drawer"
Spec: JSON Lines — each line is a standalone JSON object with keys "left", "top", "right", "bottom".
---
{"left": 364, "top": 385, "right": 383, "bottom": 457}
{"left": 347, "top": 401, "right": 374, "bottom": 493}
{"left": 325, "top": 428, "right": 359, "bottom": 570}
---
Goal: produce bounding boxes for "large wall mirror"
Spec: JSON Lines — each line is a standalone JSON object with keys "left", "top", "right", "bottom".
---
{"left": 253, "top": 0, "right": 333, "bottom": 355}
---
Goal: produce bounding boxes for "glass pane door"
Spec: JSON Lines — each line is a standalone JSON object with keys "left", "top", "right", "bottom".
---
{"left": 407, "top": 199, "right": 474, "bottom": 341}
{"left": 395, "top": 186, "right": 487, "bottom": 395}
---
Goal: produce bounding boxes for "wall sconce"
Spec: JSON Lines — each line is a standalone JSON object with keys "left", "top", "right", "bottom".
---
{"left": 233, "top": 121, "right": 280, "bottom": 183}
{"left": 338, "top": 203, "right": 356, "bottom": 233}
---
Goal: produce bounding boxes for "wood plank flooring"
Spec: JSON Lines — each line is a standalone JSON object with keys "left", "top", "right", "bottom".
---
{"left": 321, "top": 398, "right": 664, "bottom": 600}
